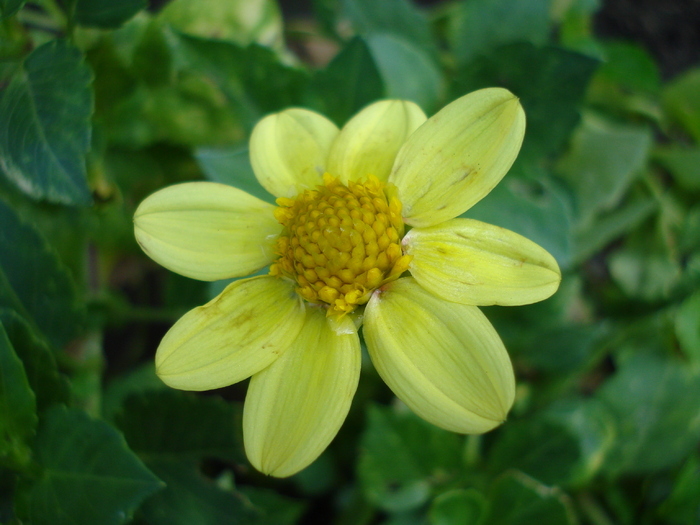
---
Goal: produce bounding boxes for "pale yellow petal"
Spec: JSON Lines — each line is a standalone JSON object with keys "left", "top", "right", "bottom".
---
{"left": 327, "top": 100, "right": 427, "bottom": 183}
{"left": 389, "top": 88, "right": 526, "bottom": 227}
{"left": 155, "top": 276, "right": 305, "bottom": 391}
{"left": 249, "top": 108, "right": 339, "bottom": 197}
{"left": 364, "top": 277, "right": 515, "bottom": 434}
{"left": 243, "top": 308, "right": 360, "bottom": 477}
{"left": 134, "top": 182, "right": 280, "bottom": 281}
{"left": 404, "top": 218, "right": 561, "bottom": 306}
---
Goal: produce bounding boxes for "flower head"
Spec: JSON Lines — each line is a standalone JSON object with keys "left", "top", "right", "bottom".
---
{"left": 133, "top": 88, "right": 561, "bottom": 477}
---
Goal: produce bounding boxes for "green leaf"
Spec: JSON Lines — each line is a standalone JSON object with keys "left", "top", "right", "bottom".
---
{"left": 0, "top": 309, "right": 71, "bottom": 411}
{"left": 238, "top": 486, "right": 306, "bottom": 525}
{"left": 0, "top": 40, "right": 93, "bottom": 206}
{"left": 654, "top": 146, "right": 700, "bottom": 192}
{"left": 596, "top": 41, "right": 661, "bottom": 95}
{"left": 508, "top": 319, "right": 607, "bottom": 375}
{"left": 358, "top": 404, "right": 462, "bottom": 512}
{"left": 484, "top": 471, "right": 576, "bottom": 524}
{"left": 115, "top": 390, "right": 245, "bottom": 464}
{"left": 0, "top": 0, "right": 24, "bottom": 19}
{"left": 573, "top": 196, "right": 657, "bottom": 263}
{"left": 342, "top": 0, "right": 435, "bottom": 53}
{"left": 455, "top": 43, "right": 600, "bottom": 160}
{"left": 448, "top": 0, "right": 550, "bottom": 65}
{"left": 663, "top": 67, "right": 700, "bottom": 142}
{"left": 0, "top": 200, "right": 84, "bottom": 349}
{"left": 15, "top": 406, "right": 163, "bottom": 525}
{"left": 556, "top": 112, "right": 652, "bottom": 228}
{"left": 679, "top": 204, "right": 700, "bottom": 254}
{"left": 544, "top": 399, "right": 617, "bottom": 487}
{"left": 656, "top": 454, "right": 700, "bottom": 525}
{"left": 159, "top": 0, "right": 283, "bottom": 48}
{"left": 487, "top": 418, "right": 581, "bottom": 487}
{"left": 366, "top": 33, "right": 442, "bottom": 112}
{"left": 464, "top": 164, "right": 574, "bottom": 269}
{"left": 136, "top": 460, "right": 258, "bottom": 525}
{"left": 675, "top": 291, "right": 700, "bottom": 365}
{"left": 101, "top": 363, "right": 166, "bottom": 421}
{"left": 428, "top": 489, "right": 487, "bottom": 525}
{"left": 597, "top": 353, "right": 700, "bottom": 476}
{"left": 195, "top": 144, "right": 272, "bottom": 203}
{"left": 74, "top": 0, "right": 146, "bottom": 29}
{"left": 608, "top": 227, "right": 682, "bottom": 301}
{"left": 0, "top": 320, "right": 36, "bottom": 469}
{"left": 306, "top": 37, "right": 384, "bottom": 125}
{"left": 169, "top": 33, "right": 309, "bottom": 132}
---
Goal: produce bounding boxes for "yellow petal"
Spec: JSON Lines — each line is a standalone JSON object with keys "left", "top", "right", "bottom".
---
{"left": 134, "top": 182, "right": 280, "bottom": 281}
{"left": 327, "top": 100, "right": 427, "bottom": 183}
{"left": 404, "top": 218, "right": 561, "bottom": 306}
{"left": 155, "top": 276, "right": 305, "bottom": 391}
{"left": 243, "top": 308, "right": 360, "bottom": 477}
{"left": 249, "top": 108, "right": 339, "bottom": 197}
{"left": 389, "top": 88, "right": 526, "bottom": 227}
{"left": 364, "top": 277, "right": 515, "bottom": 434}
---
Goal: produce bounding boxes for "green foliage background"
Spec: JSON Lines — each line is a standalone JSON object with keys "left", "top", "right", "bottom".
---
{"left": 1, "top": 0, "right": 699, "bottom": 523}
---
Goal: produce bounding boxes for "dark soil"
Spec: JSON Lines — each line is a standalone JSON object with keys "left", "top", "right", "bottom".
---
{"left": 594, "top": 0, "right": 700, "bottom": 79}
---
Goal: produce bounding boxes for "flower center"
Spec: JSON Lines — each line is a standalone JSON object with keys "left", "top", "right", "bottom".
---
{"left": 270, "top": 174, "right": 411, "bottom": 316}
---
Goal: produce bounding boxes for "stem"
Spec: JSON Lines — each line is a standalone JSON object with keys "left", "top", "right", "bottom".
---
{"left": 463, "top": 434, "right": 481, "bottom": 467}
{"left": 578, "top": 492, "right": 616, "bottom": 525}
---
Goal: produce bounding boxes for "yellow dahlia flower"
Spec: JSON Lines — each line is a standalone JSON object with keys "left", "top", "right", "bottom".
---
{"left": 133, "top": 88, "right": 561, "bottom": 477}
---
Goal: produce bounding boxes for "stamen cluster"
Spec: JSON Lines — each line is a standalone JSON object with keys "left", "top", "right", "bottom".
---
{"left": 270, "top": 175, "right": 411, "bottom": 315}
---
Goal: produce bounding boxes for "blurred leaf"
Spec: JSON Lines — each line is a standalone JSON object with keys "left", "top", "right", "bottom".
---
{"left": 115, "top": 390, "right": 245, "bottom": 464}
{"left": 428, "top": 489, "right": 487, "bottom": 525}
{"left": 238, "top": 486, "right": 306, "bottom": 525}
{"left": 74, "top": 0, "right": 146, "bottom": 29}
{"left": 195, "top": 144, "right": 272, "bottom": 203}
{"left": 511, "top": 321, "right": 607, "bottom": 375}
{"left": 159, "top": 0, "right": 283, "bottom": 48}
{"left": 137, "top": 460, "right": 257, "bottom": 525}
{"left": 0, "top": 321, "right": 36, "bottom": 469}
{"left": 130, "top": 18, "right": 173, "bottom": 86}
{"left": 306, "top": 37, "right": 384, "bottom": 125}
{"left": 595, "top": 41, "right": 660, "bottom": 94}
{"left": 456, "top": 43, "right": 600, "bottom": 160}
{"left": 342, "top": 0, "right": 435, "bottom": 53}
{"left": 654, "top": 146, "right": 700, "bottom": 192}
{"left": 663, "top": 67, "right": 700, "bottom": 142}
{"left": 16, "top": 406, "right": 163, "bottom": 525}
{"left": 544, "top": 399, "right": 617, "bottom": 487}
{"left": 656, "top": 454, "right": 700, "bottom": 525}
{"left": 556, "top": 0, "right": 602, "bottom": 56}
{"left": 0, "top": 0, "right": 24, "bottom": 19}
{"left": 102, "top": 363, "right": 166, "bottom": 421}
{"left": 366, "top": 33, "right": 442, "bottom": 112}
{"left": 573, "top": 196, "right": 657, "bottom": 263}
{"left": 448, "top": 0, "right": 550, "bottom": 66}
{"left": 608, "top": 227, "right": 682, "bottom": 301}
{"left": 679, "top": 204, "right": 700, "bottom": 254}
{"left": 487, "top": 418, "right": 580, "bottom": 486}
{"left": 484, "top": 471, "right": 576, "bottom": 524}
{"left": 586, "top": 41, "right": 662, "bottom": 121}
{"left": 0, "top": 200, "right": 84, "bottom": 349}
{"left": 598, "top": 353, "right": 700, "bottom": 476}
{"left": 676, "top": 291, "right": 700, "bottom": 365}
{"left": 556, "top": 112, "right": 652, "bottom": 228}
{"left": 169, "top": 33, "right": 309, "bottom": 132}
{"left": 0, "top": 309, "right": 71, "bottom": 412}
{"left": 0, "top": 40, "right": 93, "bottom": 206}
{"left": 465, "top": 165, "right": 574, "bottom": 269}
{"left": 358, "top": 404, "right": 462, "bottom": 512}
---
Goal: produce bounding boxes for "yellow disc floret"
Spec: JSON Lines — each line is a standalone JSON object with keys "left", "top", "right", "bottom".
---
{"left": 270, "top": 174, "right": 412, "bottom": 316}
